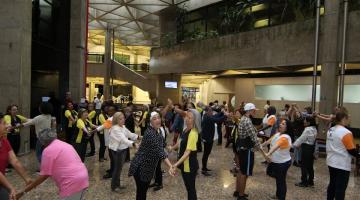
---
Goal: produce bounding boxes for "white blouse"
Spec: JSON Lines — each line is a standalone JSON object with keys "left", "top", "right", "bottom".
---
{"left": 108, "top": 125, "right": 138, "bottom": 151}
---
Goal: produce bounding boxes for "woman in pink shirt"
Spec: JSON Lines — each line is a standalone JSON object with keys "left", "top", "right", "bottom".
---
{"left": 17, "top": 128, "right": 89, "bottom": 200}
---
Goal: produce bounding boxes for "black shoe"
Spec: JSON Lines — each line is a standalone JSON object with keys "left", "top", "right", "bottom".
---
{"left": 295, "top": 182, "right": 308, "bottom": 187}
{"left": 202, "top": 168, "right": 212, "bottom": 172}
{"left": 293, "top": 162, "right": 301, "bottom": 167}
{"left": 153, "top": 185, "right": 163, "bottom": 191}
{"left": 149, "top": 183, "right": 159, "bottom": 188}
{"left": 233, "top": 192, "right": 248, "bottom": 198}
{"left": 106, "top": 169, "right": 111, "bottom": 173}
{"left": 237, "top": 195, "right": 249, "bottom": 200}
{"left": 201, "top": 171, "right": 211, "bottom": 176}
{"left": 86, "top": 153, "right": 95, "bottom": 157}
{"left": 307, "top": 182, "right": 314, "bottom": 187}
{"left": 103, "top": 173, "right": 112, "bottom": 179}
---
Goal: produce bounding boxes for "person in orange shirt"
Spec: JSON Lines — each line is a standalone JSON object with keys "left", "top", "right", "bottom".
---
{"left": 263, "top": 119, "right": 293, "bottom": 200}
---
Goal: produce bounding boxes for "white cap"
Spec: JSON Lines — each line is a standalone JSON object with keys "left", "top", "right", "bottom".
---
{"left": 244, "top": 103, "right": 257, "bottom": 111}
{"left": 150, "top": 111, "right": 160, "bottom": 121}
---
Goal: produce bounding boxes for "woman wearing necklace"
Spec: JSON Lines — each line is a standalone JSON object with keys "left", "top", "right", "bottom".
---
{"left": 128, "top": 111, "right": 174, "bottom": 200}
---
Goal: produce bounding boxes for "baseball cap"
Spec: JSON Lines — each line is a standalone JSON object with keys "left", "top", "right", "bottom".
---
{"left": 244, "top": 103, "right": 258, "bottom": 111}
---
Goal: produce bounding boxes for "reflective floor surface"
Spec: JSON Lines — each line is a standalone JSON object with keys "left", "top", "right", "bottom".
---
{"left": 8, "top": 133, "right": 360, "bottom": 200}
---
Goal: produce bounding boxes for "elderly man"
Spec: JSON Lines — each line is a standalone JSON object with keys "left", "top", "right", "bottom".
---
{"left": 17, "top": 129, "right": 89, "bottom": 200}
{"left": 235, "top": 103, "right": 268, "bottom": 200}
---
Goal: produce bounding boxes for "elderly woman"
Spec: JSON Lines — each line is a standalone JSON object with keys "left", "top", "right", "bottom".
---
{"left": 169, "top": 110, "right": 199, "bottom": 200}
{"left": 108, "top": 112, "right": 140, "bottom": 192}
{"left": 0, "top": 113, "right": 32, "bottom": 200}
{"left": 129, "top": 111, "right": 174, "bottom": 200}
{"left": 16, "top": 128, "right": 89, "bottom": 200}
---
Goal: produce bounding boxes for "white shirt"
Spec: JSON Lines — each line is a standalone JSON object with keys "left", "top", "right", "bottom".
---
{"left": 108, "top": 125, "right": 138, "bottom": 151}
{"left": 293, "top": 126, "right": 317, "bottom": 147}
{"left": 23, "top": 114, "right": 52, "bottom": 137}
{"left": 326, "top": 125, "right": 354, "bottom": 171}
{"left": 94, "top": 97, "right": 101, "bottom": 110}
{"left": 270, "top": 133, "right": 292, "bottom": 163}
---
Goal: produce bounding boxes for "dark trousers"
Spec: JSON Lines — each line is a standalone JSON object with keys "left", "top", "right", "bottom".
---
{"left": 197, "top": 133, "right": 202, "bottom": 152}
{"left": 0, "top": 186, "right": 9, "bottom": 200}
{"left": 327, "top": 166, "right": 350, "bottom": 200}
{"left": 109, "top": 148, "right": 114, "bottom": 174}
{"left": 300, "top": 144, "right": 315, "bottom": 184}
{"left": 73, "top": 141, "right": 87, "bottom": 162}
{"left": 7, "top": 133, "right": 20, "bottom": 155}
{"left": 140, "top": 126, "right": 146, "bottom": 136}
{"left": 65, "top": 127, "right": 74, "bottom": 144}
{"left": 111, "top": 149, "right": 127, "bottom": 190}
{"left": 272, "top": 160, "right": 291, "bottom": 200}
{"left": 181, "top": 171, "right": 197, "bottom": 200}
{"left": 134, "top": 170, "right": 150, "bottom": 200}
{"left": 87, "top": 132, "right": 95, "bottom": 154}
{"left": 125, "top": 148, "right": 130, "bottom": 161}
{"left": 202, "top": 141, "right": 213, "bottom": 170}
{"left": 97, "top": 132, "right": 106, "bottom": 160}
{"left": 154, "top": 160, "right": 162, "bottom": 185}
{"left": 217, "top": 123, "right": 222, "bottom": 145}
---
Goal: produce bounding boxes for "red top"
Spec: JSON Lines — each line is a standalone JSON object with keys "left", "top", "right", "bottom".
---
{"left": 0, "top": 138, "right": 12, "bottom": 174}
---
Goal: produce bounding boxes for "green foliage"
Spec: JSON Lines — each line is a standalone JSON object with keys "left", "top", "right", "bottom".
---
{"left": 220, "top": 0, "right": 257, "bottom": 34}
{"left": 161, "top": 32, "right": 177, "bottom": 48}
{"left": 279, "top": 0, "right": 317, "bottom": 22}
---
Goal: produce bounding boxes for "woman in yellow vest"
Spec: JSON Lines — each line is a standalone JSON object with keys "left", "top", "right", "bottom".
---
{"left": 97, "top": 105, "right": 109, "bottom": 162}
{"left": 86, "top": 103, "right": 97, "bottom": 157}
{"left": 64, "top": 102, "right": 77, "bottom": 144}
{"left": 73, "top": 108, "right": 97, "bottom": 162}
{"left": 4, "top": 104, "right": 28, "bottom": 155}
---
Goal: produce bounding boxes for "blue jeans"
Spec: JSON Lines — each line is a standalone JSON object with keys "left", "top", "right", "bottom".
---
{"left": 36, "top": 139, "right": 43, "bottom": 163}
{"left": 272, "top": 160, "right": 291, "bottom": 200}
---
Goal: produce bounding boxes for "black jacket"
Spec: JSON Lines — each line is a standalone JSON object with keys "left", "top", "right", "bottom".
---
{"left": 201, "top": 112, "right": 226, "bottom": 143}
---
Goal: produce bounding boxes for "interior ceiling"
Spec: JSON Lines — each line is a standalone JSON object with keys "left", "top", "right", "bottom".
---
{"left": 89, "top": 0, "right": 189, "bottom": 46}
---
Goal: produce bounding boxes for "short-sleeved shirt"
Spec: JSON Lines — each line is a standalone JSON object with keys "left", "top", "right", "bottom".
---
{"left": 41, "top": 139, "right": 89, "bottom": 198}
{"left": 4, "top": 115, "right": 27, "bottom": 134}
{"left": 74, "top": 119, "right": 92, "bottom": 144}
{"left": 270, "top": 133, "right": 292, "bottom": 163}
{"left": 65, "top": 110, "right": 77, "bottom": 128}
{"left": 262, "top": 114, "right": 276, "bottom": 137}
{"left": 0, "top": 139, "right": 12, "bottom": 174}
{"left": 326, "top": 125, "right": 355, "bottom": 171}
{"left": 178, "top": 129, "right": 199, "bottom": 173}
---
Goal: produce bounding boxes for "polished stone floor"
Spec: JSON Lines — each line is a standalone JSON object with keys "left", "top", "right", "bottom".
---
{"left": 8, "top": 132, "right": 360, "bottom": 200}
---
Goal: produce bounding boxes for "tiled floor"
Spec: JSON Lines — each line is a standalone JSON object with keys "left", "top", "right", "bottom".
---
{"left": 8, "top": 135, "right": 360, "bottom": 200}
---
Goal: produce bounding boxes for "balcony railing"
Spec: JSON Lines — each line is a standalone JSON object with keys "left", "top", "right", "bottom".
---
{"left": 87, "top": 53, "right": 104, "bottom": 63}
{"left": 87, "top": 54, "right": 149, "bottom": 72}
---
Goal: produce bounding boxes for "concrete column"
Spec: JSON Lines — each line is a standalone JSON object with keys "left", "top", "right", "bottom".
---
{"left": 0, "top": 0, "right": 32, "bottom": 154}
{"left": 318, "top": 0, "right": 341, "bottom": 136}
{"left": 156, "top": 74, "right": 181, "bottom": 105}
{"left": 159, "top": 6, "right": 178, "bottom": 47}
{"left": 69, "top": 0, "right": 87, "bottom": 102}
{"left": 104, "top": 28, "right": 112, "bottom": 100}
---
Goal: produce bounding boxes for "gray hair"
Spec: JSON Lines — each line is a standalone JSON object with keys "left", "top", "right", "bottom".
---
{"left": 38, "top": 128, "right": 57, "bottom": 146}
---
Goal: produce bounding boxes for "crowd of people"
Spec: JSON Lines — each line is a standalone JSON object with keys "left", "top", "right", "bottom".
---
{"left": 0, "top": 93, "right": 359, "bottom": 200}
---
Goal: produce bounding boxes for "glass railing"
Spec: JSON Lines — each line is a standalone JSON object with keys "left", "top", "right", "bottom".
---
{"left": 87, "top": 54, "right": 105, "bottom": 63}
{"left": 87, "top": 54, "right": 149, "bottom": 72}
